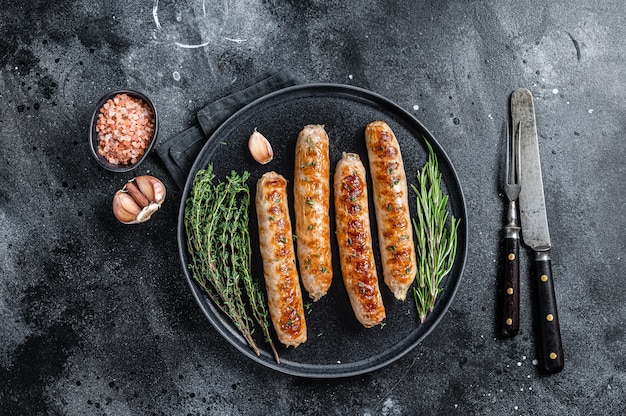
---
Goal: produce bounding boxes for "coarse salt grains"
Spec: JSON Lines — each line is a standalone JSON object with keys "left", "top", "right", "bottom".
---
{"left": 96, "top": 93, "right": 155, "bottom": 166}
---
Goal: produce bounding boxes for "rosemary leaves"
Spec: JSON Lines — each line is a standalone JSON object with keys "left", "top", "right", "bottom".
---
{"left": 412, "top": 141, "right": 460, "bottom": 323}
{"left": 184, "top": 165, "right": 279, "bottom": 363}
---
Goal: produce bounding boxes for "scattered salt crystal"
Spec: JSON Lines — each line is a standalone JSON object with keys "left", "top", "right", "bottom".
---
{"left": 413, "top": 104, "right": 419, "bottom": 111}
{"left": 552, "top": 88, "right": 559, "bottom": 94}
{"left": 532, "top": 359, "right": 539, "bottom": 365}
{"left": 588, "top": 109, "right": 594, "bottom": 113}
{"left": 517, "top": 362, "right": 522, "bottom": 367}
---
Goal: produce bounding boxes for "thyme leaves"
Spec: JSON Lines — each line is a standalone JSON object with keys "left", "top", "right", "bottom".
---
{"left": 184, "top": 165, "right": 279, "bottom": 363}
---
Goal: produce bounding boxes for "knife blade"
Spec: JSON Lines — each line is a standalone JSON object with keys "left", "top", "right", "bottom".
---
{"left": 511, "top": 88, "right": 564, "bottom": 373}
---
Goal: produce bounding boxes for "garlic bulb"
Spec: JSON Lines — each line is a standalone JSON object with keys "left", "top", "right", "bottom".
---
{"left": 112, "top": 175, "right": 166, "bottom": 224}
{"left": 248, "top": 129, "right": 274, "bottom": 164}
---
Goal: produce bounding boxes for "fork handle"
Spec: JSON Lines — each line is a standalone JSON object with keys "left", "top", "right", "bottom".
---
{"left": 500, "top": 228, "right": 520, "bottom": 337}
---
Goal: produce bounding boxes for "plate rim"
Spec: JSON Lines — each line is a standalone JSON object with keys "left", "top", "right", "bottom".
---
{"left": 177, "top": 82, "right": 468, "bottom": 378}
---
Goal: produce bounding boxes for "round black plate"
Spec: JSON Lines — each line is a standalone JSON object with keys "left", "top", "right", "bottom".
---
{"left": 177, "top": 83, "right": 467, "bottom": 378}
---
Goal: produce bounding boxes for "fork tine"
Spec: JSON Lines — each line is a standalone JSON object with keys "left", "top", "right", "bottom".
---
{"left": 504, "top": 119, "right": 521, "bottom": 199}
{"left": 505, "top": 120, "right": 511, "bottom": 185}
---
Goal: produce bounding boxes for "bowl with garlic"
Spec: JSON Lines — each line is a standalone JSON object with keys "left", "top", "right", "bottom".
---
{"left": 89, "top": 89, "right": 159, "bottom": 172}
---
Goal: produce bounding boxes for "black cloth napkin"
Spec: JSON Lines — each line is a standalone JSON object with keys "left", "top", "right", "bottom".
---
{"left": 156, "top": 71, "right": 301, "bottom": 189}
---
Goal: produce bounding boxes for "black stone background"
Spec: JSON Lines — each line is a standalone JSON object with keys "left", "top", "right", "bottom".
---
{"left": 1, "top": 1, "right": 624, "bottom": 414}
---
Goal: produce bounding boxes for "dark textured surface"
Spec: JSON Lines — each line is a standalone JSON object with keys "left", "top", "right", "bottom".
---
{"left": 1, "top": 1, "right": 624, "bottom": 414}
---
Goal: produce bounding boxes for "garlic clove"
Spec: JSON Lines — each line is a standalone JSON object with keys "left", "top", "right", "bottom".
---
{"left": 113, "top": 191, "right": 142, "bottom": 223}
{"left": 134, "top": 175, "right": 166, "bottom": 204}
{"left": 125, "top": 181, "right": 150, "bottom": 208}
{"left": 248, "top": 129, "right": 274, "bottom": 164}
{"left": 112, "top": 175, "right": 166, "bottom": 224}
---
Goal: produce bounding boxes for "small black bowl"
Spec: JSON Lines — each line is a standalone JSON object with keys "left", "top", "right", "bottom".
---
{"left": 89, "top": 89, "right": 159, "bottom": 172}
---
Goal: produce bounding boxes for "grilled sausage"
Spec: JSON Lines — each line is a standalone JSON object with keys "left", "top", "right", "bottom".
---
{"left": 334, "top": 152, "right": 386, "bottom": 328}
{"left": 365, "top": 120, "right": 417, "bottom": 301}
{"left": 293, "top": 125, "right": 333, "bottom": 301}
{"left": 255, "top": 172, "right": 307, "bottom": 347}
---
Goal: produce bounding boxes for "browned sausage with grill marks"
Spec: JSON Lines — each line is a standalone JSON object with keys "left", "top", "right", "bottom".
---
{"left": 293, "top": 124, "right": 333, "bottom": 301}
{"left": 334, "top": 152, "right": 386, "bottom": 328}
{"left": 255, "top": 171, "right": 307, "bottom": 347}
{"left": 365, "top": 120, "right": 417, "bottom": 301}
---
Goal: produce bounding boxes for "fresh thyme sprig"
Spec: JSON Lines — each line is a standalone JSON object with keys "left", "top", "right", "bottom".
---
{"left": 412, "top": 141, "right": 460, "bottom": 323}
{"left": 184, "top": 165, "right": 279, "bottom": 363}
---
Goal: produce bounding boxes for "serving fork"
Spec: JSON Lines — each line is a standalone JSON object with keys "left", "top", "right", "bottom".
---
{"left": 500, "top": 122, "right": 521, "bottom": 337}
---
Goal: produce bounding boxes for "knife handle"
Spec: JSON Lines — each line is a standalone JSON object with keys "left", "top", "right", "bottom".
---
{"left": 534, "top": 251, "right": 564, "bottom": 373}
{"left": 500, "top": 233, "right": 520, "bottom": 337}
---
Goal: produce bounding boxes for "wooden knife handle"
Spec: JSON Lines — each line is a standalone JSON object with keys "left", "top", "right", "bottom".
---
{"left": 534, "top": 251, "right": 564, "bottom": 373}
{"left": 500, "top": 236, "right": 520, "bottom": 337}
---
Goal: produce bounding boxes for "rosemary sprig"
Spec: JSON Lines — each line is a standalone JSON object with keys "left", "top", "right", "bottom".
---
{"left": 412, "top": 141, "right": 460, "bottom": 323}
{"left": 184, "top": 165, "right": 279, "bottom": 363}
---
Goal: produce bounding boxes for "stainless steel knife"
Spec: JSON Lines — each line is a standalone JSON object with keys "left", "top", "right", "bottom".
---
{"left": 511, "top": 88, "right": 564, "bottom": 373}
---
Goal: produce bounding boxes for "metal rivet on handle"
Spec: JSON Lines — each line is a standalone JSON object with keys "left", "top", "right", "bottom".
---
{"left": 540, "top": 274, "right": 548, "bottom": 282}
